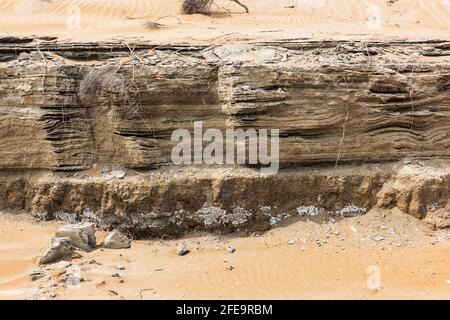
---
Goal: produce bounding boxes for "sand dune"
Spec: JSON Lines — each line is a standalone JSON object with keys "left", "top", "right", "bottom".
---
{"left": 0, "top": 0, "right": 449, "bottom": 42}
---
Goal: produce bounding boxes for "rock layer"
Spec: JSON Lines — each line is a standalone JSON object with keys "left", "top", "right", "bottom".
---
{"left": 0, "top": 39, "right": 449, "bottom": 170}
{"left": 0, "top": 38, "right": 449, "bottom": 236}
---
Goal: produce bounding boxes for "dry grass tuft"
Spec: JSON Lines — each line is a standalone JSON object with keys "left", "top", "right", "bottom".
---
{"left": 182, "top": 0, "right": 213, "bottom": 14}
{"left": 182, "top": 0, "right": 249, "bottom": 15}
{"left": 79, "top": 66, "right": 128, "bottom": 104}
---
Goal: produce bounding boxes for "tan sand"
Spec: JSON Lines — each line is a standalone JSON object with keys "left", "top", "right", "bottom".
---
{"left": 0, "top": 0, "right": 449, "bottom": 43}
{"left": 0, "top": 210, "right": 449, "bottom": 300}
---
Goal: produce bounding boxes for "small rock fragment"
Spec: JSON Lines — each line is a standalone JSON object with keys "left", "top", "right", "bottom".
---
{"left": 66, "top": 268, "right": 83, "bottom": 287}
{"left": 226, "top": 246, "right": 236, "bottom": 254}
{"left": 176, "top": 243, "right": 189, "bottom": 256}
{"left": 115, "top": 265, "right": 125, "bottom": 270}
{"left": 30, "top": 270, "right": 45, "bottom": 281}
{"left": 89, "top": 259, "right": 102, "bottom": 265}
{"left": 39, "top": 237, "right": 72, "bottom": 265}
{"left": 287, "top": 239, "right": 297, "bottom": 245}
{"left": 103, "top": 230, "right": 131, "bottom": 249}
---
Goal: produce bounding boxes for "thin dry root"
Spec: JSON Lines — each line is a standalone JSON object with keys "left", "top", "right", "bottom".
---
{"left": 230, "top": 0, "right": 249, "bottom": 13}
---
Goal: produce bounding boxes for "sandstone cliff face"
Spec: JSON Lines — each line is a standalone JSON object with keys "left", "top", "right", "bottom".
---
{"left": 0, "top": 37, "right": 449, "bottom": 236}
{"left": 1, "top": 38, "right": 449, "bottom": 170}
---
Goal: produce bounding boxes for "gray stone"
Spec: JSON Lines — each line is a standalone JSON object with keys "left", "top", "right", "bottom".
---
{"left": 39, "top": 237, "right": 72, "bottom": 265}
{"left": 103, "top": 229, "right": 131, "bottom": 249}
{"left": 66, "top": 269, "right": 83, "bottom": 287}
{"left": 55, "top": 223, "right": 96, "bottom": 251}
{"left": 176, "top": 243, "right": 189, "bottom": 256}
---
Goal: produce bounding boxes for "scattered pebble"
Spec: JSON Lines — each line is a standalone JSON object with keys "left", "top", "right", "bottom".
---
{"left": 226, "top": 246, "right": 236, "bottom": 254}
{"left": 30, "top": 270, "right": 45, "bottom": 281}
{"left": 89, "top": 259, "right": 102, "bottom": 265}
{"left": 287, "top": 239, "right": 297, "bottom": 245}
{"left": 176, "top": 243, "right": 189, "bottom": 256}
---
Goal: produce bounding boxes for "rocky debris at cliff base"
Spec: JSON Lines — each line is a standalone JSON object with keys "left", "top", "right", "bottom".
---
{"left": 55, "top": 223, "right": 96, "bottom": 251}
{"left": 103, "top": 230, "right": 131, "bottom": 249}
{"left": 39, "top": 223, "right": 99, "bottom": 265}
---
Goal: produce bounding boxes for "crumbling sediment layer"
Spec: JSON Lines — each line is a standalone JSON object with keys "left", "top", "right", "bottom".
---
{"left": 0, "top": 162, "right": 449, "bottom": 237}
{"left": 0, "top": 166, "right": 387, "bottom": 236}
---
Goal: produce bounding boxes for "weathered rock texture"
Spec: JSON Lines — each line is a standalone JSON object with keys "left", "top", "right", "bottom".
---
{"left": 1, "top": 39, "right": 449, "bottom": 169}
{"left": 0, "top": 37, "right": 449, "bottom": 236}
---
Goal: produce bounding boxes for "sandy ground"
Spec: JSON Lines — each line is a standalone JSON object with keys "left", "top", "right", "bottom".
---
{"left": 0, "top": 209, "right": 449, "bottom": 300}
{"left": 1, "top": 0, "right": 450, "bottom": 301}
{"left": 0, "top": 0, "right": 449, "bottom": 43}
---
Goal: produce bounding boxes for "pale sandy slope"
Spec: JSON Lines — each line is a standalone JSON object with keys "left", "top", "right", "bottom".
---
{"left": 0, "top": 0, "right": 449, "bottom": 43}
{"left": 1, "top": 210, "right": 449, "bottom": 300}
